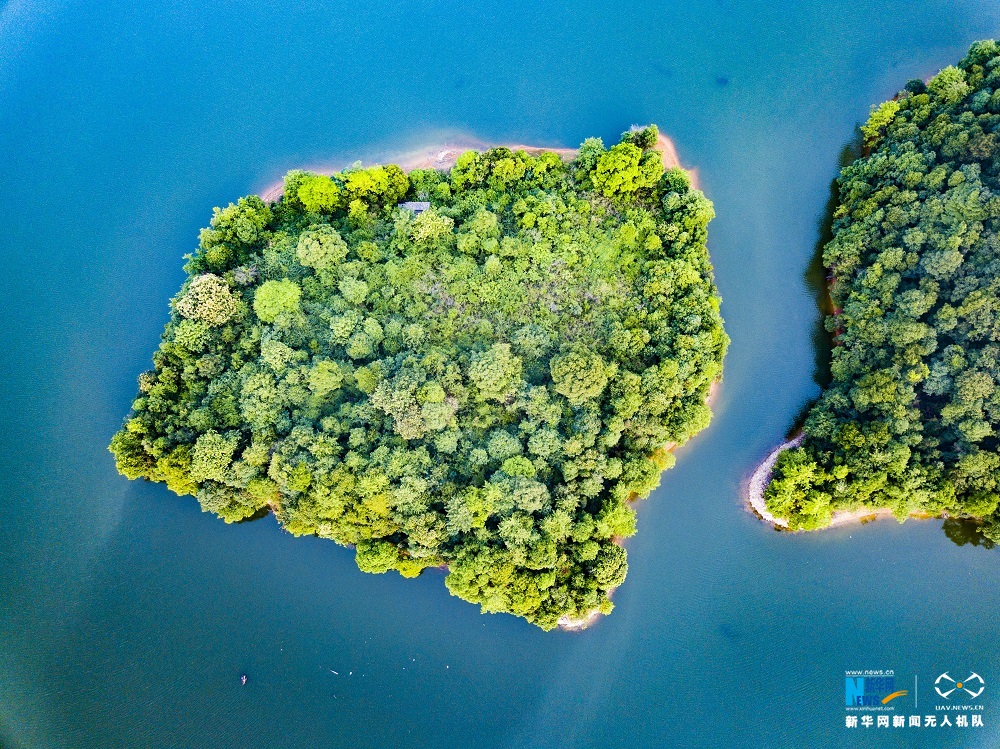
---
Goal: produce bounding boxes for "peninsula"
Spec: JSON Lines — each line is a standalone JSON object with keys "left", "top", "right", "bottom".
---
{"left": 757, "top": 40, "right": 1000, "bottom": 540}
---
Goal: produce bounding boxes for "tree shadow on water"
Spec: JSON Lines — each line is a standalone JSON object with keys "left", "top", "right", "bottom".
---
{"left": 803, "top": 131, "right": 863, "bottom": 390}
{"left": 235, "top": 506, "right": 273, "bottom": 524}
{"left": 785, "top": 130, "right": 863, "bottom": 438}
{"left": 942, "top": 518, "right": 996, "bottom": 550}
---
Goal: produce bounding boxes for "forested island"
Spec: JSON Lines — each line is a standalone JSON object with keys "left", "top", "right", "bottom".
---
{"left": 110, "top": 126, "right": 728, "bottom": 629}
{"left": 762, "top": 40, "right": 1000, "bottom": 537}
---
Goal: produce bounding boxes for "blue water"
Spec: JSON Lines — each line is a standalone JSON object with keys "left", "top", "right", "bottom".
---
{"left": 2, "top": 1, "right": 1000, "bottom": 747}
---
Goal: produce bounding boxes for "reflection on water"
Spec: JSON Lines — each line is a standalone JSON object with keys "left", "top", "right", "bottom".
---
{"left": 803, "top": 131, "right": 863, "bottom": 393}
{"left": 235, "top": 506, "right": 273, "bottom": 524}
{"left": 942, "top": 518, "right": 997, "bottom": 549}
{"left": 784, "top": 134, "right": 862, "bottom": 438}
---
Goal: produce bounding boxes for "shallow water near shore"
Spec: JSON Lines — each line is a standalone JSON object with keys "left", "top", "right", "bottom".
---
{"left": 2, "top": 1, "right": 1000, "bottom": 747}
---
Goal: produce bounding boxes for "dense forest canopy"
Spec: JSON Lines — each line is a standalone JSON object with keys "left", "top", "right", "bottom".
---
{"left": 110, "top": 126, "right": 728, "bottom": 628}
{"left": 766, "top": 41, "right": 1000, "bottom": 537}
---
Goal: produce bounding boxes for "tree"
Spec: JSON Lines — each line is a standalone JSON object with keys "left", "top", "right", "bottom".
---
{"left": 253, "top": 279, "right": 301, "bottom": 322}
{"left": 860, "top": 100, "right": 901, "bottom": 146}
{"left": 591, "top": 142, "right": 662, "bottom": 201}
{"left": 550, "top": 347, "right": 611, "bottom": 405}
{"left": 927, "top": 65, "right": 970, "bottom": 105}
{"left": 297, "top": 224, "right": 348, "bottom": 272}
{"left": 297, "top": 175, "right": 342, "bottom": 213}
{"left": 190, "top": 430, "right": 239, "bottom": 483}
{"left": 175, "top": 274, "right": 239, "bottom": 326}
{"left": 467, "top": 343, "right": 524, "bottom": 403}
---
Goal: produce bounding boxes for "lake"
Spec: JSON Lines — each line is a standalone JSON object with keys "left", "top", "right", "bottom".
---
{"left": 1, "top": 1, "right": 999, "bottom": 746}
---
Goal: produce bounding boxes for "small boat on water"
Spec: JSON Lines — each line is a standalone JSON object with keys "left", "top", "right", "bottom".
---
{"left": 241, "top": 675, "right": 247, "bottom": 685}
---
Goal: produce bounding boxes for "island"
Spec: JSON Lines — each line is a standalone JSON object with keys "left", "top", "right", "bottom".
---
{"left": 756, "top": 40, "right": 1000, "bottom": 538}
{"left": 110, "top": 125, "right": 728, "bottom": 629}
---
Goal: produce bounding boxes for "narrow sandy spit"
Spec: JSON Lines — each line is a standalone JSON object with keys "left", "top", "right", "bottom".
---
{"left": 745, "top": 434, "right": 802, "bottom": 528}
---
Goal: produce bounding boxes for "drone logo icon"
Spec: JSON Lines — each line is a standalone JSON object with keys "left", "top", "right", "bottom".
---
{"left": 934, "top": 672, "right": 985, "bottom": 699}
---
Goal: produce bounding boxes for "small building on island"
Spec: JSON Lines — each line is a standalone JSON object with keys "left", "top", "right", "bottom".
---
{"left": 398, "top": 201, "right": 431, "bottom": 215}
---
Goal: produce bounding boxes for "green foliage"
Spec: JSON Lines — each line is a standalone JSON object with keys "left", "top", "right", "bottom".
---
{"left": 253, "top": 279, "right": 301, "bottom": 322}
{"left": 591, "top": 142, "right": 662, "bottom": 202}
{"left": 927, "top": 65, "right": 970, "bottom": 105}
{"left": 174, "top": 273, "right": 240, "bottom": 326}
{"left": 297, "top": 224, "right": 349, "bottom": 273}
{"left": 341, "top": 164, "right": 408, "bottom": 208}
{"left": 297, "top": 175, "right": 342, "bottom": 213}
{"left": 190, "top": 430, "right": 238, "bottom": 483}
{"left": 550, "top": 347, "right": 611, "bottom": 405}
{"left": 308, "top": 359, "right": 344, "bottom": 396}
{"left": 860, "top": 100, "right": 901, "bottom": 147}
{"left": 767, "top": 40, "right": 1000, "bottom": 531}
{"left": 193, "top": 196, "right": 273, "bottom": 271}
{"left": 293, "top": 164, "right": 410, "bottom": 214}
{"left": 468, "top": 343, "right": 523, "bottom": 403}
{"left": 110, "top": 129, "right": 727, "bottom": 629}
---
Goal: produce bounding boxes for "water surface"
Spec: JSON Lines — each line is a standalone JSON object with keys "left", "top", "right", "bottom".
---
{"left": 2, "top": 1, "right": 999, "bottom": 746}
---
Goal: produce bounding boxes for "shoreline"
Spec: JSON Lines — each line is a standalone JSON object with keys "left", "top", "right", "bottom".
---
{"left": 558, "top": 377, "right": 721, "bottom": 631}
{"left": 744, "top": 434, "right": 800, "bottom": 529}
{"left": 257, "top": 129, "right": 699, "bottom": 203}
{"left": 744, "top": 435, "right": 942, "bottom": 530}
{"left": 557, "top": 608, "right": 604, "bottom": 631}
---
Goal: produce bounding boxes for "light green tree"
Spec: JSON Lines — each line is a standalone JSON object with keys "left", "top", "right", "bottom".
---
{"left": 253, "top": 279, "right": 301, "bottom": 322}
{"left": 550, "top": 347, "right": 611, "bottom": 405}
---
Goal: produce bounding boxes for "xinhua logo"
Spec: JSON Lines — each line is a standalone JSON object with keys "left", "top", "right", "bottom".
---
{"left": 846, "top": 676, "right": 908, "bottom": 707}
{"left": 934, "top": 673, "right": 985, "bottom": 700}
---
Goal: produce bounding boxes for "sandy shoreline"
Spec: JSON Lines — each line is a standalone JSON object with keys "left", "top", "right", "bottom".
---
{"left": 745, "top": 434, "right": 803, "bottom": 528}
{"left": 744, "top": 434, "right": 942, "bottom": 530}
{"left": 557, "top": 608, "right": 604, "bottom": 631}
{"left": 257, "top": 129, "right": 699, "bottom": 204}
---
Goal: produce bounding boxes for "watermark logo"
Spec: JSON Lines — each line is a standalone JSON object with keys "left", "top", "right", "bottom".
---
{"left": 935, "top": 672, "right": 985, "bottom": 700}
{"left": 843, "top": 667, "right": 987, "bottom": 730}
{"left": 845, "top": 671, "right": 905, "bottom": 707}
